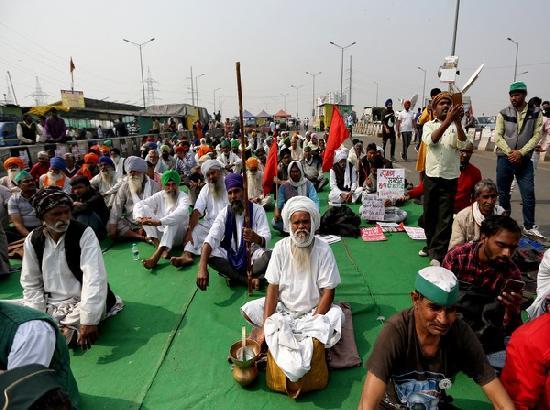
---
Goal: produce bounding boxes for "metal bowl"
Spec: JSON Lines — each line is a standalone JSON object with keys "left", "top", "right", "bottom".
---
{"left": 229, "top": 339, "right": 260, "bottom": 368}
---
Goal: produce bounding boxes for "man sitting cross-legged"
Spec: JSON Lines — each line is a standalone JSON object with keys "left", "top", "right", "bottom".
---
{"left": 358, "top": 267, "right": 514, "bottom": 410}
{"left": 196, "top": 173, "right": 271, "bottom": 290}
{"left": 21, "top": 188, "right": 123, "bottom": 349}
{"left": 241, "top": 196, "right": 344, "bottom": 386}
{"left": 133, "top": 170, "right": 189, "bottom": 269}
{"left": 170, "top": 159, "right": 228, "bottom": 268}
{"left": 108, "top": 156, "right": 161, "bottom": 243}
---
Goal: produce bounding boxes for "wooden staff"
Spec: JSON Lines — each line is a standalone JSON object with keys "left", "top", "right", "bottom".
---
{"left": 236, "top": 62, "right": 253, "bottom": 296}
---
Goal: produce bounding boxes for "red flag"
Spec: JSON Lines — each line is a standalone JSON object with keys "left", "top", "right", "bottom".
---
{"left": 70, "top": 57, "right": 76, "bottom": 73}
{"left": 262, "top": 131, "right": 278, "bottom": 195}
{"left": 322, "top": 106, "right": 349, "bottom": 172}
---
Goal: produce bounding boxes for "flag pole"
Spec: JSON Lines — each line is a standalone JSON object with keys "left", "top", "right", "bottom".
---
{"left": 235, "top": 62, "right": 253, "bottom": 296}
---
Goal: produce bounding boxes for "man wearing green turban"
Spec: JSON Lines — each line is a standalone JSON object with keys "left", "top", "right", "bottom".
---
{"left": 219, "top": 138, "right": 242, "bottom": 173}
{"left": 133, "top": 169, "right": 189, "bottom": 269}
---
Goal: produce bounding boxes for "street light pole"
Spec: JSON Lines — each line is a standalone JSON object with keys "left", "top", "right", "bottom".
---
{"left": 123, "top": 37, "right": 155, "bottom": 108}
{"left": 329, "top": 41, "right": 356, "bottom": 104}
{"left": 306, "top": 71, "right": 321, "bottom": 117}
{"left": 450, "top": 0, "right": 460, "bottom": 55}
{"left": 507, "top": 37, "right": 519, "bottom": 81}
{"left": 213, "top": 87, "right": 221, "bottom": 113}
{"left": 195, "top": 73, "right": 205, "bottom": 106}
{"left": 290, "top": 85, "right": 304, "bottom": 118}
{"left": 417, "top": 66, "right": 427, "bottom": 108}
{"left": 280, "top": 93, "right": 289, "bottom": 111}
{"left": 373, "top": 81, "right": 379, "bottom": 107}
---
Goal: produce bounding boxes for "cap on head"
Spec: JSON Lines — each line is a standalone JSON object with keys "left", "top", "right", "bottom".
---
{"left": 415, "top": 267, "right": 459, "bottom": 307}
{"left": 509, "top": 81, "right": 527, "bottom": 94}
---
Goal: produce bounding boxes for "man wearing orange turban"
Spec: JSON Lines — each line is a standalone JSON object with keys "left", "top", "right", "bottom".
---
{"left": 1, "top": 157, "right": 25, "bottom": 192}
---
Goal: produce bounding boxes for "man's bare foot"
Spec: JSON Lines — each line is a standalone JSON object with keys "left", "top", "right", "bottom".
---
{"left": 142, "top": 257, "right": 158, "bottom": 269}
{"left": 251, "top": 278, "right": 261, "bottom": 290}
{"left": 162, "top": 249, "right": 170, "bottom": 259}
{"left": 170, "top": 252, "right": 194, "bottom": 268}
{"left": 146, "top": 237, "right": 160, "bottom": 247}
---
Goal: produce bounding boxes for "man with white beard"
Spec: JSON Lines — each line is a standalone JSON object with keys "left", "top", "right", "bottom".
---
{"left": 133, "top": 170, "right": 189, "bottom": 269}
{"left": 110, "top": 148, "right": 125, "bottom": 179}
{"left": 245, "top": 157, "right": 272, "bottom": 207}
{"left": 108, "top": 156, "right": 161, "bottom": 242}
{"left": 90, "top": 157, "right": 119, "bottom": 207}
{"left": 0, "top": 157, "right": 25, "bottom": 193}
{"left": 170, "top": 160, "right": 228, "bottom": 268}
{"left": 196, "top": 173, "right": 271, "bottom": 290}
{"left": 39, "top": 157, "right": 71, "bottom": 194}
{"left": 241, "top": 196, "right": 344, "bottom": 387}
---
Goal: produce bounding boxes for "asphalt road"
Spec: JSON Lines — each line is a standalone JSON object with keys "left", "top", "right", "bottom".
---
{"left": 353, "top": 133, "right": 550, "bottom": 242}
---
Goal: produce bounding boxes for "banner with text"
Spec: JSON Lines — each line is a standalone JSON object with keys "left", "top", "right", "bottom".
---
{"left": 377, "top": 168, "right": 405, "bottom": 199}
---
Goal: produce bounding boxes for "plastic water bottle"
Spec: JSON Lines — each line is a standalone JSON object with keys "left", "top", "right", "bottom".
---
{"left": 132, "top": 243, "right": 140, "bottom": 261}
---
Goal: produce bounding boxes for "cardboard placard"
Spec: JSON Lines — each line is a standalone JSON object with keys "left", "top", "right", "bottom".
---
{"left": 404, "top": 226, "right": 427, "bottom": 240}
{"left": 361, "top": 226, "right": 387, "bottom": 242}
{"left": 361, "top": 194, "right": 385, "bottom": 221}
{"left": 377, "top": 169, "right": 405, "bottom": 199}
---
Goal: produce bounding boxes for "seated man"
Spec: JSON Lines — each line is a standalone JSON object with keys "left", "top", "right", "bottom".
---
{"left": 218, "top": 139, "right": 242, "bottom": 173}
{"left": 39, "top": 157, "right": 71, "bottom": 194}
{"left": 157, "top": 144, "right": 176, "bottom": 172}
{"left": 175, "top": 141, "right": 197, "bottom": 178}
{"left": 0, "top": 156, "right": 25, "bottom": 193}
{"left": 110, "top": 148, "right": 125, "bottom": 179}
{"left": 133, "top": 170, "right": 189, "bottom": 269}
{"left": 70, "top": 176, "right": 110, "bottom": 239}
{"left": 448, "top": 179, "right": 505, "bottom": 250}
{"left": 77, "top": 152, "right": 100, "bottom": 180}
{"left": 108, "top": 156, "right": 161, "bottom": 242}
{"left": 273, "top": 161, "right": 318, "bottom": 233}
{"left": 359, "top": 266, "right": 514, "bottom": 409}
{"left": 527, "top": 248, "right": 550, "bottom": 319}
{"left": 454, "top": 140, "right": 482, "bottom": 214}
{"left": 0, "top": 302, "right": 79, "bottom": 408}
{"left": 30, "top": 151, "right": 50, "bottom": 184}
{"left": 246, "top": 157, "right": 272, "bottom": 207}
{"left": 442, "top": 215, "right": 523, "bottom": 357}
{"left": 241, "top": 196, "right": 343, "bottom": 384}
{"left": 301, "top": 146, "right": 327, "bottom": 191}
{"left": 196, "top": 173, "right": 271, "bottom": 289}
{"left": 276, "top": 149, "right": 292, "bottom": 184}
{"left": 501, "top": 310, "right": 550, "bottom": 409}
{"left": 8, "top": 171, "right": 41, "bottom": 239}
{"left": 22, "top": 188, "right": 123, "bottom": 348}
{"left": 90, "top": 156, "right": 120, "bottom": 207}
{"left": 329, "top": 149, "right": 362, "bottom": 205}
{"left": 170, "top": 160, "right": 228, "bottom": 268}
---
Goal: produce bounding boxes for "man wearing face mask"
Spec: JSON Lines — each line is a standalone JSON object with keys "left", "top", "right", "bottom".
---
{"left": 241, "top": 196, "right": 343, "bottom": 389}
{"left": 0, "top": 157, "right": 25, "bottom": 193}
{"left": 442, "top": 215, "right": 523, "bottom": 359}
{"left": 20, "top": 188, "right": 123, "bottom": 349}
{"left": 196, "top": 173, "right": 271, "bottom": 290}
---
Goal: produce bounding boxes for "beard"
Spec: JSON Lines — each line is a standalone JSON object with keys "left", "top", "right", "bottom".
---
{"left": 100, "top": 169, "right": 113, "bottom": 184}
{"left": 164, "top": 190, "right": 178, "bottom": 209}
{"left": 8, "top": 168, "right": 20, "bottom": 182}
{"left": 45, "top": 171, "right": 63, "bottom": 185}
{"left": 128, "top": 174, "right": 144, "bottom": 194}
{"left": 209, "top": 178, "right": 224, "bottom": 200}
{"left": 230, "top": 200, "right": 244, "bottom": 215}
{"left": 290, "top": 238, "right": 312, "bottom": 272}
{"left": 44, "top": 219, "right": 70, "bottom": 233}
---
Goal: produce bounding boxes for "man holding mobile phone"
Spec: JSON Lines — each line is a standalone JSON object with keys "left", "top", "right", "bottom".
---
{"left": 442, "top": 215, "right": 523, "bottom": 358}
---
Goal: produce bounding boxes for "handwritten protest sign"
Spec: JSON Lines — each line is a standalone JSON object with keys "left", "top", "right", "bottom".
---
{"left": 361, "top": 194, "right": 385, "bottom": 221}
{"left": 361, "top": 226, "right": 387, "bottom": 242}
{"left": 377, "top": 168, "right": 405, "bottom": 199}
{"left": 404, "top": 226, "right": 427, "bottom": 240}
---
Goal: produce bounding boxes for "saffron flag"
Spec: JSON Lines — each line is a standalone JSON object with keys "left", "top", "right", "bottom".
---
{"left": 262, "top": 131, "right": 278, "bottom": 195}
{"left": 70, "top": 57, "right": 76, "bottom": 73}
{"left": 322, "top": 106, "right": 349, "bottom": 172}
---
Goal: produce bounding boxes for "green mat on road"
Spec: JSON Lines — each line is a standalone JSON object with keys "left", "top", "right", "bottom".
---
{"left": 0, "top": 191, "right": 492, "bottom": 409}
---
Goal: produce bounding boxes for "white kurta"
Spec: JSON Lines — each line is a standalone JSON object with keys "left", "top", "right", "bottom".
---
{"left": 90, "top": 173, "right": 119, "bottom": 207}
{"left": 21, "top": 226, "right": 110, "bottom": 326}
{"left": 7, "top": 320, "right": 55, "bottom": 370}
{"left": 241, "top": 237, "right": 344, "bottom": 381}
{"left": 133, "top": 190, "right": 189, "bottom": 250}
{"left": 329, "top": 167, "right": 362, "bottom": 204}
{"left": 218, "top": 152, "right": 242, "bottom": 173}
{"left": 204, "top": 203, "right": 271, "bottom": 261}
{"left": 112, "top": 156, "right": 126, "bottom": 179}
{"left": 184, "top": 183, "right": 228, "bottom": 255}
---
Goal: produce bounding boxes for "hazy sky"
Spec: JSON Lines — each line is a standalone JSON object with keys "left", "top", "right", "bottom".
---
{"left": 2, "top": 0, "right": 549, "bottom": 118}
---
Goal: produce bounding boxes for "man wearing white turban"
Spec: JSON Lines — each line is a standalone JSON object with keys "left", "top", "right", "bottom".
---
{"left": 170, "top": 160, "right": 229, "bottom": 268}
{"left": 241, "top": 196, "right": 344, "bottom": 384}
{"left": 329, "top": 149, "right": 362, "bottom": 205}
